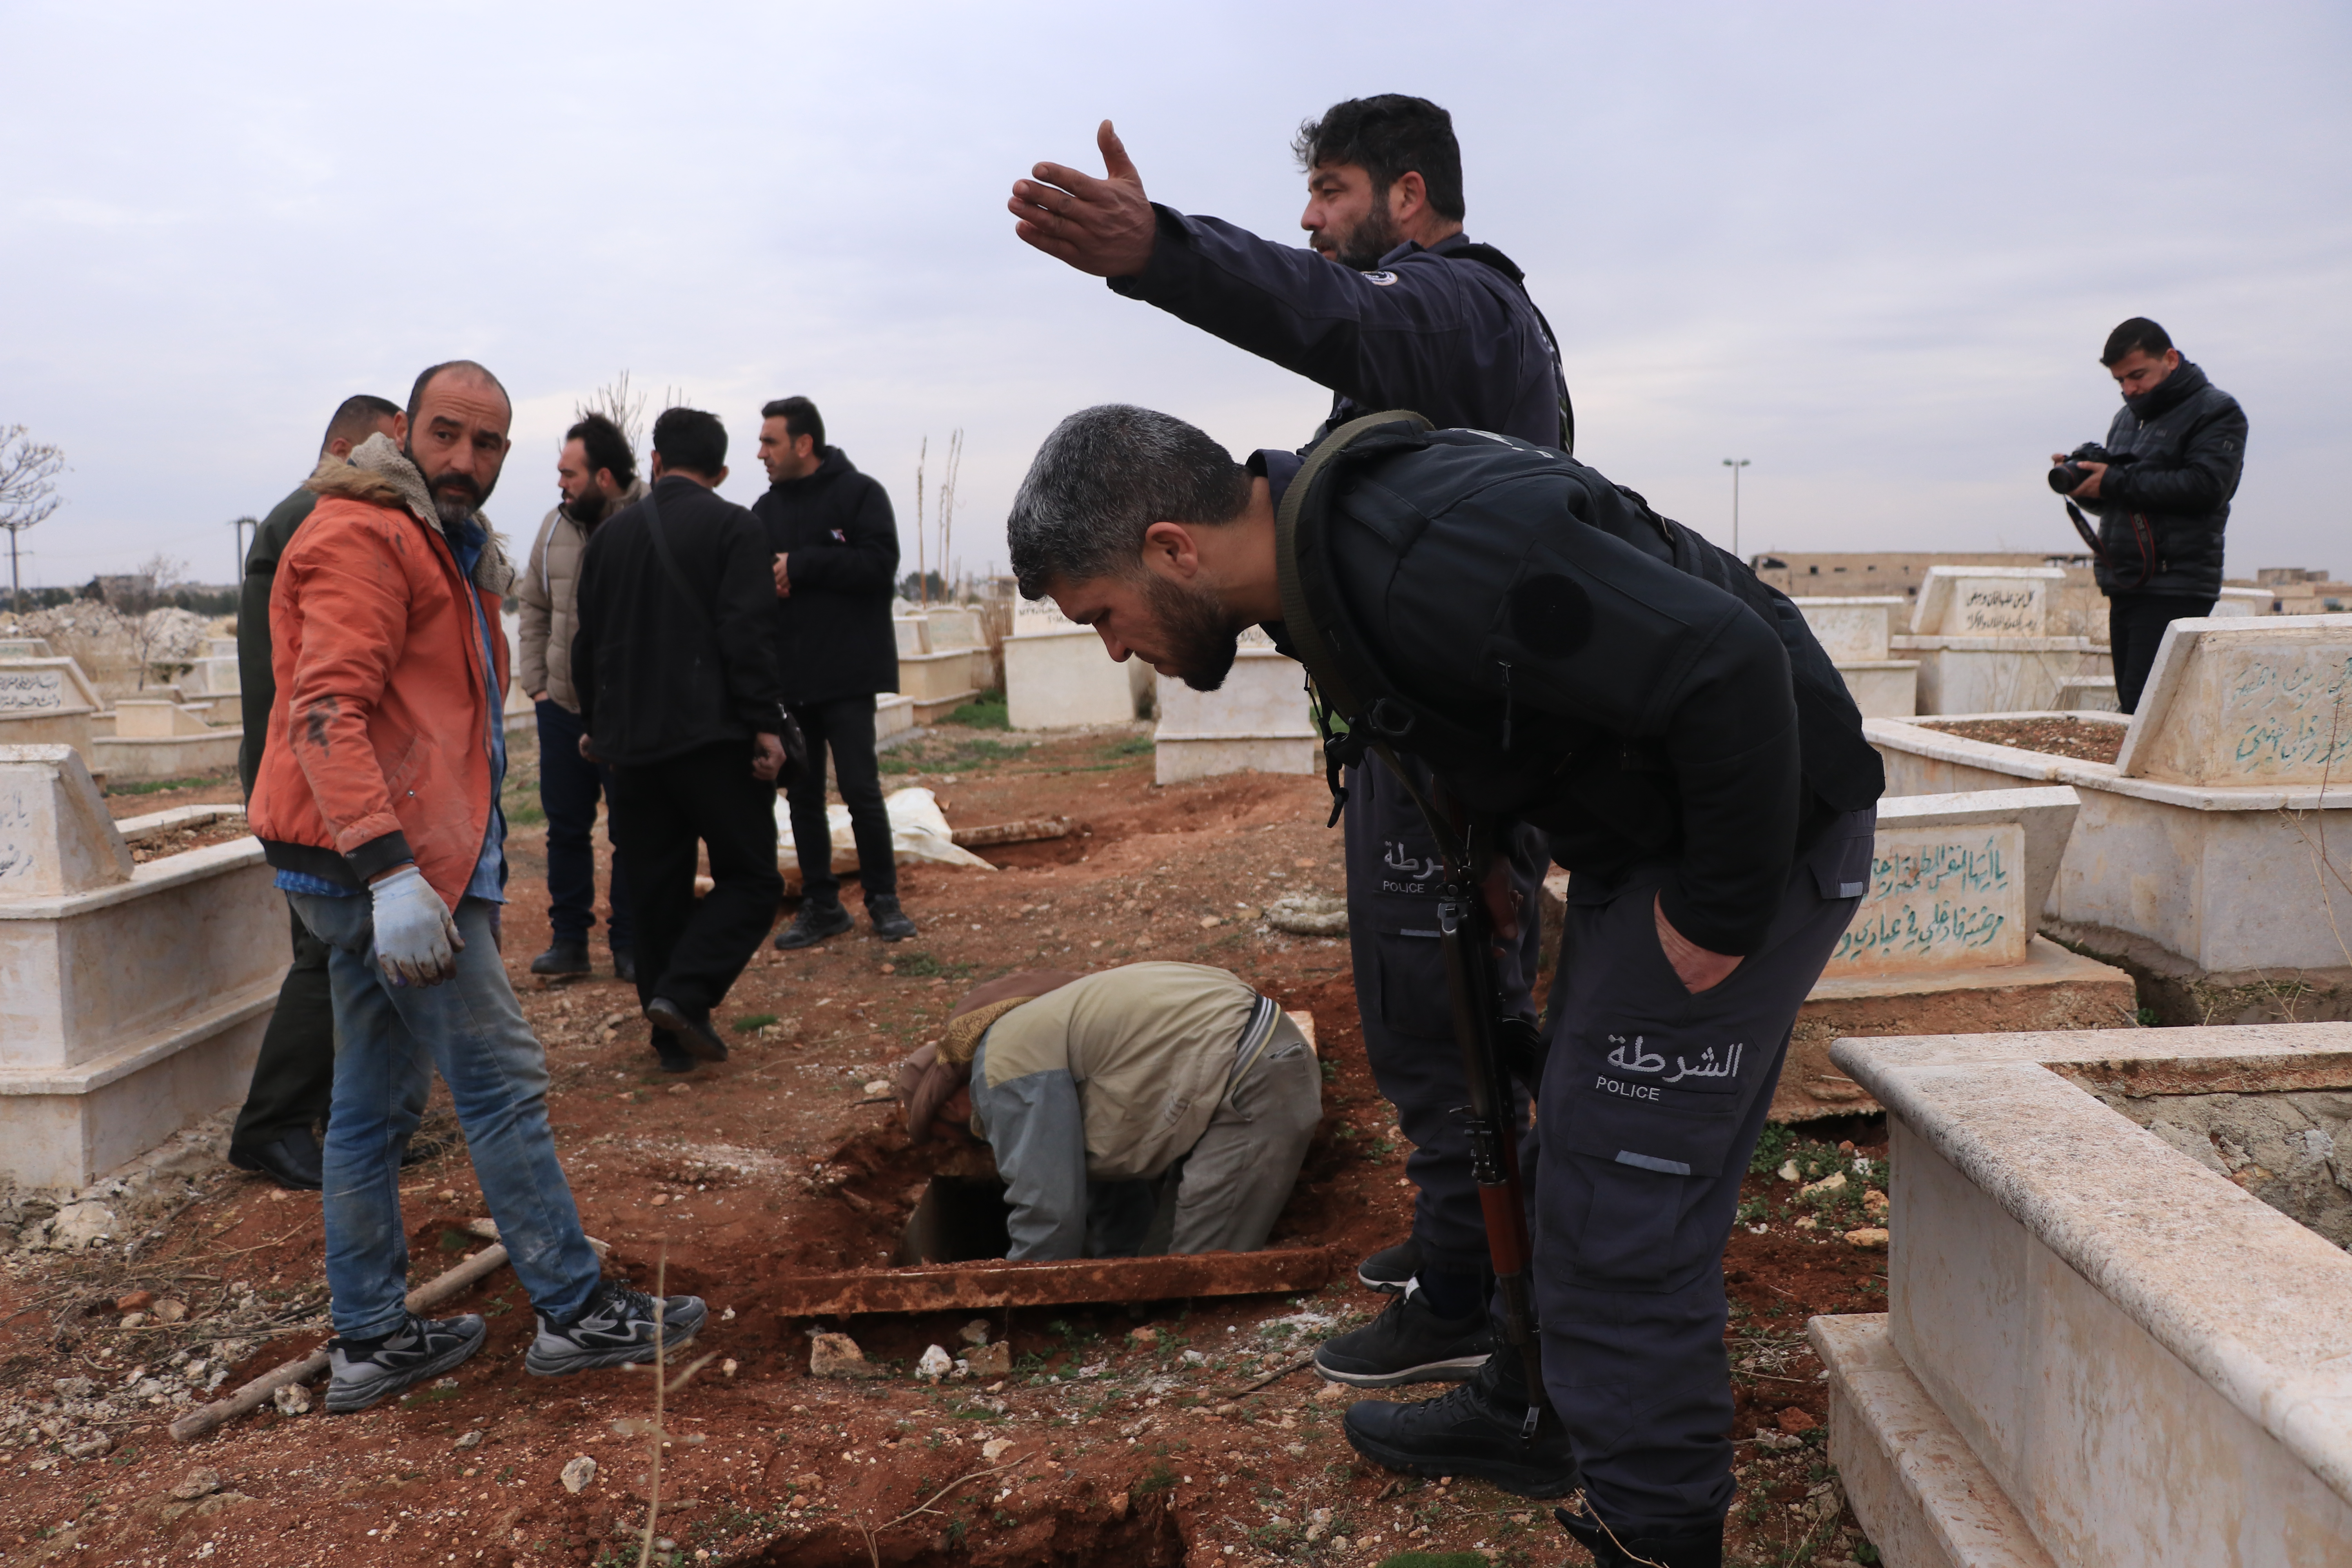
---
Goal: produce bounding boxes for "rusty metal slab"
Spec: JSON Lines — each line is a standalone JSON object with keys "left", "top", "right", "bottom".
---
{"left": 776, "top": 1247, "right": 1336, "bottom": 1318}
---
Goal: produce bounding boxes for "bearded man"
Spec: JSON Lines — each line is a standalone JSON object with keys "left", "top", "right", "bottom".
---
{"left": 249, "top": 361, "right": 705, "bottom": 1412}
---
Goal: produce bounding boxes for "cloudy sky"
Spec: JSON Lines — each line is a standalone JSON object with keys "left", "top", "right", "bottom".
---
{"left": 5, "top": 1, "right": 2346, "bottom": 590}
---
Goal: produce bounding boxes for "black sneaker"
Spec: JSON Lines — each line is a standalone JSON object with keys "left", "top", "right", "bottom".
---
{"left": 1555, "top": 1505, "right": 1724, "bottom": 1568}
{"left": 645, "top": 996, "right": 727, "bottom": 1062}
{"left": 229, "top": 1129, "right": 323, "bottom": 1191}
{"left": 611, "top": 948, "right": 637, "bottom": 984}
{"left": 1343, "top": 1352, "right": 1578, "bottom": 1499}
{"left": 530, "top": 940, "right": 592, "bottom": 978}
{"left": 324, "top": 1313, "right": 486, "bottom": 1413}
{"left": 1357, "top": 1236, "right": 1422, "bottom": 1293}
{"left": 865, "top": 895, "right": 917, "bottom": 942}
{"left": 651, "top": 1033, "right": 698, "bottom": 1074}
{"left": 1314, "top": 1289, "right": 1490, "bottom": 1388}
{"left": 774, "top": 900, "right": 853, "bottom": 950}
{"left": 525, "top": 1279, "right": 708, "bottom": 1376}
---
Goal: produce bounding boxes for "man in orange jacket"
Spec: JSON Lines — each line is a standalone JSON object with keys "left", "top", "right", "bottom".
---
{"left": 250, "top": 360, "right": 705, "bottom": 1412}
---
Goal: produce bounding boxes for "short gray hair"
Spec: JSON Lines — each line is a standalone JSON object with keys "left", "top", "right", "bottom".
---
{"left": 1007, "top": 405, "right": 1251, "bottom": 599}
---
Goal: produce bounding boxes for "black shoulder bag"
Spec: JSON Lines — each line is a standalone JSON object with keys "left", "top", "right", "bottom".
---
{"left": 640, "top": 482, "right": 809, "bottom": 788}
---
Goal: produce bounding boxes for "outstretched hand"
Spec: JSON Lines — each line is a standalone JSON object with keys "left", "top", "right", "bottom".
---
{"left": 1009, "top": 119, "right": 1157, "bottom": 278}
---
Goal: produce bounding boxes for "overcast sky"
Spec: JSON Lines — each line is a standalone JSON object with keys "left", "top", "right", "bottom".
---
{"left": 5, "top": 1, "right": 2346, "bottom": 590}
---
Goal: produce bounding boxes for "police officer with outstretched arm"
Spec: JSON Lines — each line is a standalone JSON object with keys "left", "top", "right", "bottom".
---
{"left": 1011, "top": 95, "right": 1566, "bottom": 1404}
{"left": 1005, "top": 406, "right": 1882, "bottom": 1568}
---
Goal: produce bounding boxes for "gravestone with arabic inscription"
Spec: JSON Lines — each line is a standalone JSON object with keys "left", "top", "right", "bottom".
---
{"left": 2118, "top": 614, "right": 2352, "bottom": 788}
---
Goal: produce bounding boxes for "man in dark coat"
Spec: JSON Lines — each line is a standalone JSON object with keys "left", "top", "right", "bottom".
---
{"left": 2053, "top": 316, "right": 2247, "bottom": 711}
{"left": 753, "top": 396, "right": 916, "bottom": 947}
{"left": 1006, "top": 404, "right": 1882, "bottom": 1568}
{"left": 573, "top": 408, "right": 788, "bottom": 1072}
{"left": 1010, "top": 95, "right": 1563, "bottom": 1395}
{"left": 226, "top": 392, "right": 401, "bottom": 1190}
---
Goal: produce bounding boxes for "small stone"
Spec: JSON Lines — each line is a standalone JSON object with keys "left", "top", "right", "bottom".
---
{"left": 559, "top": 1455, "right": 597, "bottom": 1494}
{"left": 64, "top": 1433, "right": 115, "bottom": 1459}
{"left": 169, "top": 1467, "right": 223, "bottom": 1501}
{"left": 667, "top": 1083, "right": 691, "bottom": 1096}
{"left": 1314, "top": 1381, "right": 1352, "bottom": 1404}
{"left": 1128, "top": 1327, "right": 1158, "bottom": 1347}
{"left": 981, "top": 1437, "right": 1014, "bottom": 1462}
{"left": 809, "top": 1331, "right": 885, "bottom": 1380}
{"left": 962, "top": 1341, "right": 1011, "bottom": 1379}
{"left": 119, "top": 1312, "right": 149, "bottom": 1330}
{"left": 721, "top": 1359, "right": 739, "bottom": 1378}
{"left": 1777, "top": 1160, "right": 1800, "bottom": 1183}
{"left": 1795, "top": 1216, "right": 1819, "bottom": 1231}
{"left": 1798, "top": 1171, "right": 1848, "bottom": 1201}
{"left": 1842, "top": 1227, "right": 1889, "bottom": 1252}
{"left": 114, "top": 1290, "right": 156, "bottom": 1312}
{"left": 1775, "top": 1406, "right": 1819, "bottom": 1435}
{"left": 53, "top": 1377, "right": 95, "bottom": 1399}
{"left": 1180, "top": 1349, "right": 1207, "bottom": 1367}
{"left": 916, "top": 1345, "right": 954, "bottom": 1383}
{"left": 43, "top": 1200, "right": 116, "bottom": 1250}
{"left": 959, "top": 1318, "right": 992, "bottom": 1348}
{"left": 1862, "top": 1189, "right": 1889, "bottom": 1218}
{"left": 272, "top": 1383, "right": 310, "bottom": 1417}
{"left": 454, "top": 1430, "right": 484, "bottom": 1450}
{"left": 862, "top": 1079, "right": 891, "bottom": 1096}
{"left": 1199, "top": 916, "right": 1222, "bottom": 929}
{"left": 152, "top": 1298, "right": 189, "bottom": 1323}
{"left": 652, "top": 1194, "right": 670, "bottom": 1207}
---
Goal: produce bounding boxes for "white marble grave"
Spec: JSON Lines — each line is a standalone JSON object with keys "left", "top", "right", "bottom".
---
{"left": 93, "top": 698, "right": 241, "bottom": 782}
{"left": 1794, "top": 596, "right": 1918, "bottom": 718}
{"left": 175, "top": 636, "right": 240, "bottom": 700}
{"left": 1866, "top": 617, "right": 2352, "bottom": 1020}
{"left": 1894, "top": 566, "right": 2112, "bottom": 714}
{"left": 0, "top": 747, "right": 280, "bottom": 1189}
{"left": 0, "top": 656, "right": 103, "bottom": 773}
{"left": 1003, "top": 597, "right": 1147, "bottom": 730}
{"left": 1813, "top": 1022, "right": 2352, "bottom": 1568}
{"left": 1152, "top": 628, "right": 1318, "bottom": 784}
{"left": 892, "top": 614, "right": 982, "bottom": 725}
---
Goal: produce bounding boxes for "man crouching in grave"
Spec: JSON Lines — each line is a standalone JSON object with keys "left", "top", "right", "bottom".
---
{"left": 249, "top": 361, "right": 706, "bottom": 1413}
{"left": 893, "top": 964, "right": 1322, "bottom": 1258}
{"left": 1003, "top": 406, "right": 1882, "bottom": 1568}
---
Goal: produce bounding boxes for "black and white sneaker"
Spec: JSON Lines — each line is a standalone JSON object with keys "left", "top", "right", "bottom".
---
{"left": 1357, "top": 1237, "right": 1423, "bottom": 1294}
{"left": 324, "top": 1313, "right": 486, "bottom": 1413}
{"left": 1313, "top": 1287, "right": 1490, "bottom": 1388}
{"left": 524, "top": 1279, "right": 707, "bottom": 1377}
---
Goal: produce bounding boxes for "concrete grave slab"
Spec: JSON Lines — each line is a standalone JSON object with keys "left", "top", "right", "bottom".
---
{"left": 1152, "top": 630, "right": 1317, "bottom": 784}
{"left": 1797, "top": 596, "right": 1908, "bottom": 661}
{"left": 2117, "top": 613, "right": 2352, "bottom": 787}
{"left": 1816, "top": 1022, "right": 2352, "bottom": 1567}
{"left": 1910, "top": 567, "right": 2067, "bottom": 638}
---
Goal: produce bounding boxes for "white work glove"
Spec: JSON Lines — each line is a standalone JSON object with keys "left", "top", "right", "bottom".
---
{"left": 370, "top": 864, "right": 463, "bottom": 987}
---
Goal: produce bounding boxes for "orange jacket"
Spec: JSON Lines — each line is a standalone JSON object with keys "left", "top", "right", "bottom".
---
{"left": 249, "top": 439, "right": 514, "bottom": 908}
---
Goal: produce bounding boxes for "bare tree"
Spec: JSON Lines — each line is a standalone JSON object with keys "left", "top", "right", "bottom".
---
{"left": 118, "top": 554, "right": 190, "bottom": 691}
{"left": 936, "top": 429, "right": 964, "bottom": 602}
{"left": 574, "top": 372, "right": 649, "bottom": 456}
{"left": 0, "top": 425, "right": 67, "bottom": 611}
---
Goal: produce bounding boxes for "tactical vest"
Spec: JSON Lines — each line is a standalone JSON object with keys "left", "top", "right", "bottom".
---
{"left": 1274, "top": 412, "right": 1883, "bottom": 824}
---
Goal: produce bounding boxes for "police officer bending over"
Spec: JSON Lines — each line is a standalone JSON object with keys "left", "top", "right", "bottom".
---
{"left": 1005, "top": 406, "right": 1882, "bottom": 1568}
{"left": 1013, "top": 94, "right": 1565, "bottom": 1393}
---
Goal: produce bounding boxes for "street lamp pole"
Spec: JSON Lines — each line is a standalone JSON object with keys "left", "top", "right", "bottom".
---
{"left": 1721, "top": 458, "right": 1751, "bottom": 561}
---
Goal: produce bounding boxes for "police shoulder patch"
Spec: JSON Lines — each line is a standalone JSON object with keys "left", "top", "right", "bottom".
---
{"left": 1364, "top": 270, "right": 1399, "bottom": 286}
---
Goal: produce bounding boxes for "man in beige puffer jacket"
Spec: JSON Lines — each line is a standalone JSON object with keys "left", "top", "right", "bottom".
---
{"left": 517, "top": 412, "right": 647, "bottom": 981}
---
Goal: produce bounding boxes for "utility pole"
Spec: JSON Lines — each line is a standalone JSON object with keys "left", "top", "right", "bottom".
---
{"left": 230, "top": 515, "right": 257, "bottom": 583}
{"left": 1721, "top": 458, "right": 1751, "bottom": 561}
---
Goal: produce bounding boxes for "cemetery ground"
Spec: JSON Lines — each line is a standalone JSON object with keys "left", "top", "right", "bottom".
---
{"left": 0, "top": 720, "right": 1896, "bottom": 1568}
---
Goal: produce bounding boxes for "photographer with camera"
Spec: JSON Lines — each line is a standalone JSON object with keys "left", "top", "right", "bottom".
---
{"left": 2049, "top": 317, "right": 2247, "bottom": 711}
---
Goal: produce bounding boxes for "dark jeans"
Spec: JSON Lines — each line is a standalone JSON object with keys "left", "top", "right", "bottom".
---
{"left": 229, "top": 897, "right": 336, "bottom": 1151}
{"left": 535, "top": 699, "right": 632, "bottom": 950}
{"left": 2109, "top": 592, "right": 2216, "bottom": 712}
{"left": 1535, "top": 810, "right": 1873, "bottom": 1536}
{"left": 786, "top": 696, "right": 895, "bottom": 903}
{"left": 1343, "top": 753, "right": 1545, "bottom": 1281}
{"left": 609, "top": 741, "right": 783, "bottom": 1017}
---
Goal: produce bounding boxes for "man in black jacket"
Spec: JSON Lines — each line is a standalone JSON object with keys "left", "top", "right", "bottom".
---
{"left": 226, "top": 392, "right": 402, "bottom": 1190}
{"left": 753, "top": 396, "right": 916, "bottom": 947}
{"left": 2052, "top": 317, "right": 2247, "bottom": 711}
{"left": 1011, "top": 95, "right": 1563, "bottom": 1390}
{"left": 573, "top": 408, "right": 788, "bottom": 1072}
{"left": 1006, "top": 405, "right": 1882, "bottom": 1568}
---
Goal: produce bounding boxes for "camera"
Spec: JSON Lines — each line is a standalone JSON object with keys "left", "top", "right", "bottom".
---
{"left": 2047, "top": 442, "right": 2135, "bottom": 495}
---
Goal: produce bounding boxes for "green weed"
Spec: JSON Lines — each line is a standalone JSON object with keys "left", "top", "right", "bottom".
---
{"left": 732, "top": 1013, "right": 779, "bottom": 1032}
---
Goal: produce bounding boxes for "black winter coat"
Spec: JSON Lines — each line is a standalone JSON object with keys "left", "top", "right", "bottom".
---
{"left": 1274, "top": 426, "right": 1882, "bottom": 958}
{"left": 1110, "top": 209, "right": 1571, "bottom": 450}
{"left": 236, "top": 482, "right": 315, "bottom": 797}
{"left": 572, "top": 476, "right": 786, "bottom": 767}
{"left": 2077, "top": 361, "right": 2246, "bottom": 598}
{"left": 752, "top": 448, "right": 902, "bottom": 705}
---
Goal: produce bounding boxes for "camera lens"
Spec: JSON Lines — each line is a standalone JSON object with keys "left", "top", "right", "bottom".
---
{"left": 2046, "top": 463, "right": 2081, "bottom": 495}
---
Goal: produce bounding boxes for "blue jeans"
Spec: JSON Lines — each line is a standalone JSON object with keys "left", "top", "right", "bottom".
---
{"left": 535, "top": 699, "right": 632, "bottom": 949}
{"left": 291, "top": 891, "right": 603, "bottom": 1339}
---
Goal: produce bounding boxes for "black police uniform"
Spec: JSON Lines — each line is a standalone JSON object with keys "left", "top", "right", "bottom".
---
{"left": 1110, "top": 203, "right": 1568, "bottom": 1304}
{"left": 1268, "top": 422, "right": 1882, "bottom": 1559}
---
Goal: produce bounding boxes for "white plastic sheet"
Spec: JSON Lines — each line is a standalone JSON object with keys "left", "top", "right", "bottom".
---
{"left": 773, "top": 785, "right": 996, "bottom": 876}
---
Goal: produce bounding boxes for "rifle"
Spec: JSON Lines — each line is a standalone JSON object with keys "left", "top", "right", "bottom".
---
{"left": 1377, "top": 752, "right": 1548, "bottom": 1441}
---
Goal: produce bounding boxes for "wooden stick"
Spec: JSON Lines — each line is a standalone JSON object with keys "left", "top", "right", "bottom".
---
{"left": 1215, "top": 1352, "right": 1316, "bottom": 1401}
{"left": 168, "top": 1222, "right": 611, "bottom": 1442}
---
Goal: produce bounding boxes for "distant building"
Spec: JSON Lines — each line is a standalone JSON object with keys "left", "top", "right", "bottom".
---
{"left": 1751, "top": 551, "right": 2093, "bottom": 600}
{"left": 2235, "top": 568, "right": 2351, "bottom": 615}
